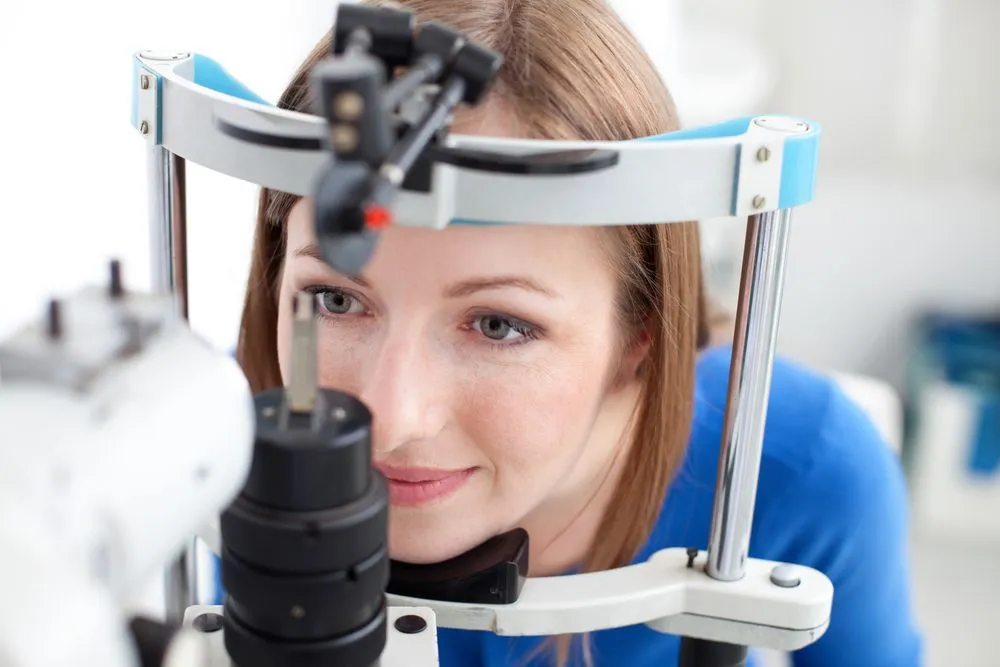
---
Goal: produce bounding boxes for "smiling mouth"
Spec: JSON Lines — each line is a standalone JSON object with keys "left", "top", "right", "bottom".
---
{"left": 375, "top": 466, "right": 478, "bottom": 506}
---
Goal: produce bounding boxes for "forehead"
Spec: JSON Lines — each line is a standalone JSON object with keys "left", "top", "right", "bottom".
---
{"left": 285, "top": 198, "right": 613, "bottom": 280}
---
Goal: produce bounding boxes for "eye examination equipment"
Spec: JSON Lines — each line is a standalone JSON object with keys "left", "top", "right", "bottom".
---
{"left": 0, "top": 261, "right": 257, "bottom": 667}
{"left": 0, "top": 4, "right": 823, "bottom": 667}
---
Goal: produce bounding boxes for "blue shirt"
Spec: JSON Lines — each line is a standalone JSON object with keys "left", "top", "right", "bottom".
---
{"left": 434, "top": 346, "right": 924, "bottom": 666}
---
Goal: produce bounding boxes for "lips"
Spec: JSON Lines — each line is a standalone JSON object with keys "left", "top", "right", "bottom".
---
{"left": 375, "top": 465, "right": 476, "bottom": 506}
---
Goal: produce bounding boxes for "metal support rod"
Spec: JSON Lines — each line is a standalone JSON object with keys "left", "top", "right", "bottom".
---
{"left": 705, "top": 208, "right": 793, "bottom": 582}
{"left": 163, "top": 545, "right": 199, "bottom": 622}
{"left": 147, "top": 145, "right": 189, "bottom": 319}
{"left": 147, "top": 144, "right": 196, "bottom": 621}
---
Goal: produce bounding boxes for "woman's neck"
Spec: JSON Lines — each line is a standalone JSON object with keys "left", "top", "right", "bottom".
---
{"left": 519, "top": 382, "right": 642, "bottom": 577}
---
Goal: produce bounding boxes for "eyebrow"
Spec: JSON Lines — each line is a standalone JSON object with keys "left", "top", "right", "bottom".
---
{"left": 292, "top": 242, "right": 372, "bottom": 288}
{"left": 292, "top": 242, "right": 557, "bottom": 299}
{"left": 443, "top": 276, "right": 557, "bottom": 299}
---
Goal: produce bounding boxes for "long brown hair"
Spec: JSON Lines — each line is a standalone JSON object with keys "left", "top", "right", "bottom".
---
{"left": 237, "top": 0, "right": 709, "bottom": 663}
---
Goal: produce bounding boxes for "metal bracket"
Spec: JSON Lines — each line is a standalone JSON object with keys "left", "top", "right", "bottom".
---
{"left": 733, "top": 116, "right": 809, "bottom": 217}
{"left": 134, "top": 69, "right": 161, "bottom": 145}
{"left": 134, "top": 51, "right": 190, "bottom": 146}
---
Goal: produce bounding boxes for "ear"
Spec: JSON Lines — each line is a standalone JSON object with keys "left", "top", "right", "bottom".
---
{"left": 611, "top": 326, "right": 652, "bottom": 390}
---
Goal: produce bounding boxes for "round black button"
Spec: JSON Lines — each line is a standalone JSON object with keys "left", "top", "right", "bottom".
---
{"left": 193, "top": 612, "right": 224, "bottom": 633}
{"left": 393, "top": 614, "right": 427, "bottom": 634}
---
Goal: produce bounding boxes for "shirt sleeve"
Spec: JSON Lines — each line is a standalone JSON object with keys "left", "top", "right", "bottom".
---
{"left": 757, "top": 388, "right": 925, "bottom": 667}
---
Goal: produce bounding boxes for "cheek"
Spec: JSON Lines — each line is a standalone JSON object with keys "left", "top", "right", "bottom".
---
{"left": 314, "top": 329, "right": 372, "bottom": 395}
{"left": 307, "top": 320, "right": 616, "bottom": 494}
{"left": 457, "top": 349, "right": 611, "bottom": 487}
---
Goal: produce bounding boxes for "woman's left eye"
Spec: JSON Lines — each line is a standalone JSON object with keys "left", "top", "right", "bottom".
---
{"left": 471, "top": 314, "right": 538, "bottom": 345}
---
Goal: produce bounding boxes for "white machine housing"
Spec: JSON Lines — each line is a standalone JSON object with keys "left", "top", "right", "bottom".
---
{"left": 184, "top": 606, "right": 440, "bottom": 667}
{"left": 0, "top": 279, "right": 257, "bottom": 667}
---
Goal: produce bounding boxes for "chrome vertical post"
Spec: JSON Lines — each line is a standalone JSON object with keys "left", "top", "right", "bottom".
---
{"left": 147, "top": 145, "right": 189, "bottom": 318}
{"left": 705, "top": 208, "right": 793, "bottom": 581}
{"left": 148, "top": 143, "right": 196, "bottom": 621}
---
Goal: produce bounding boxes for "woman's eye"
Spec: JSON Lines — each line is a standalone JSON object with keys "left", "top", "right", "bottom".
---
{"left": 473, "top": 315, "right": 530, "bottom": 342}
{"left": 312, "top": 288, "right": 364, "bottom": 316}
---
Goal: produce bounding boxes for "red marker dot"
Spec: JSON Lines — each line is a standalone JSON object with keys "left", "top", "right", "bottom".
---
{"left": 365, "top": 206, "right": 392, "bottom": 230}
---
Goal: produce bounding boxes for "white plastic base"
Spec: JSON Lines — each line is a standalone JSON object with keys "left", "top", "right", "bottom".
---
{"left": 182, "top": 605, "right": 440, "bottom": 667}
{"left": 389, "top": 548, "right": 832, "bottom": 652}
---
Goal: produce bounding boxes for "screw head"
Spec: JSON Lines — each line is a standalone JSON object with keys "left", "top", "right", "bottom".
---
{"left": 140, "top": 75, "right": 150, "bottom": 90}
{"left": 380, "top": 163, "right": 405, "bottom": 186}
{"left": 46, "top": 299, "right": 63, "bottom": 340}
{"left": 756, "top": 146, "right": 771, "bottom": 162}
{"left": 139, "top": 121, "right": 149, "bottom": 135}
{"left": 192, "top": 612, "right": 224, "bottom": 633}
{"left": 109, "top": 259, "right": 124, "bottom": 298}
{"left": 752, "top": 195, "right": 766, "bottom": 209}
{"left": 770, "top": 563, "right": 802, "bottom": 588}
{"left": 394, "top": 614, "right": 428, "bottom": 634}
{"left": 334, "top": 92, "right": 364, "bottom": 120}
{"left": 332, "top": 125, "right": 359, "bottom": 152}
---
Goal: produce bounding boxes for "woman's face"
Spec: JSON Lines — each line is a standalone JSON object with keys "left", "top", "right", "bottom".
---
{"left": 276, "top": 201, "right": 644, "bottom": 568}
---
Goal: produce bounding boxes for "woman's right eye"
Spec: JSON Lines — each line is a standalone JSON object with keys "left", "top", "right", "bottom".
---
{"left": 306, "top": 287, "right": 366, "bottom": 317}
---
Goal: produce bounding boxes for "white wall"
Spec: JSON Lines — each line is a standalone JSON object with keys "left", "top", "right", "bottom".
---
{"left": 693, "top": 0, "right": 1000, "bottom": 389}
{"left": 0, "top": 1, "right": 341, "bottom": 349}
{"left": 773, "top": 0, "right": 1000, "bottom": 388}
{"left": 777, "top": 172, "right": 1000, "bottom": 387}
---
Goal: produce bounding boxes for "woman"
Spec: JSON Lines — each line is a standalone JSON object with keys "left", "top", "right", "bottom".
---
{"left": 236, "top": 0, "right": 923, "bottom": 665}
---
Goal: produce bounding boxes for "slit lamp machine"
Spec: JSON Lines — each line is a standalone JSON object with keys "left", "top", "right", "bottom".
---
{"left": 0, "top": 5, "right": 826, "bottom": 667}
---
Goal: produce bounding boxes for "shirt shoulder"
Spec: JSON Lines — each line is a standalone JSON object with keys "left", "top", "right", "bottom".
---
{"left": 650, "top": 345, "right": 898, "bottom": 556}
{"left": 656, "top": 347, "right": 922, "bottom": 666}
{"left": 705, "top": 344, "right": 852, "bottom": 450}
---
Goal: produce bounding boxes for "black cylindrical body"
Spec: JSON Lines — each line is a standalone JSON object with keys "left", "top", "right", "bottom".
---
{"left": 221, "top": 388, "right": 390, "bottom": 667}
{"left": 333, "top": 4, "right": 415, "bottom": 69}
{"left": 450, "top": 41, "right": 504, "bottom": 105}
{"left": 240, "top": 389, "right": 372, "bottom": 511}
{"left": 678, "top": 638, "right": 749, "bottom": 667}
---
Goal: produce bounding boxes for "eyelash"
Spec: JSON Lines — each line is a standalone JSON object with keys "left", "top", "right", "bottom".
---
{"left": 300, "top": 285, "right": 542, "bottom": 351}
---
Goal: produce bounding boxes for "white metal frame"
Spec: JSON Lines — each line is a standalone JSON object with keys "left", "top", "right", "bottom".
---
{"left": 388, "top": 548, "right": 831, "bottom": 651}
{"left": 131, "top": 52, "right": 819, "bottom": 226}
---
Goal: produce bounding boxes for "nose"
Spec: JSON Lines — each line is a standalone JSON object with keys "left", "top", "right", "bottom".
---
{"left": 359, "top": 332, "right": 450, "bottom": 455}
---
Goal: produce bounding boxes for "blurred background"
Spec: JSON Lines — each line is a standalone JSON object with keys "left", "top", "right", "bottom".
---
{"left": 0, "top": 0, "right": 996, "bottom": 664}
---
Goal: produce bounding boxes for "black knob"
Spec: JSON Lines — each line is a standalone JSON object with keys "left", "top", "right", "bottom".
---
{"left": 241, "top": 389, "right": 372, "bottom": 512}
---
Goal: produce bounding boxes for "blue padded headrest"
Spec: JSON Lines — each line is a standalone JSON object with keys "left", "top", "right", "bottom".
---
{"left": 192, "top": 54, "right": 271, "bottom": 106}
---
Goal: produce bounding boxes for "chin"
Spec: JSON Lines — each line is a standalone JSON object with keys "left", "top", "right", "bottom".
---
{"left": 387, "top": 516, "right": 491, "bottom": 565}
